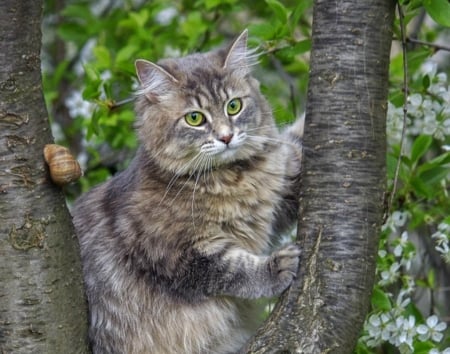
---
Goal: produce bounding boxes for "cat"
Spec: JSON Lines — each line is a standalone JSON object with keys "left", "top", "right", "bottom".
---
{"left": 72, "top": 29, "right": 303, "bottom": 354}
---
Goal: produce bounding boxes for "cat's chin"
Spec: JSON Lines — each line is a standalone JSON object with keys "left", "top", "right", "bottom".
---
{"left": 217, "top": 147, "right": 240, "bottom": 162}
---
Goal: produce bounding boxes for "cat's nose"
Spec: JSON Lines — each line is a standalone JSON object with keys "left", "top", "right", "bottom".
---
{"left": 219, "top": 134, "right": 233, "bottom": 145}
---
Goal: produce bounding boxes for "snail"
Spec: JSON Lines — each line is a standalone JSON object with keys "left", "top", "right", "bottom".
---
{"left": 43, "top": 144, "right": 82, "bottom": 186}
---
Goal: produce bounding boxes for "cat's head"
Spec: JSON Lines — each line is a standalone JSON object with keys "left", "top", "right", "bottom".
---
{"left": 134, "top": 30, "right": 277, "bottom": 175}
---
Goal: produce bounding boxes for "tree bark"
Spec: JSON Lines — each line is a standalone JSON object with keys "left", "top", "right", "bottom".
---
{"left": 242, "top": 0, "right": 394, "bottom": 352}
{"left": 0, "top": 1, "right": 89, "bottom": 352}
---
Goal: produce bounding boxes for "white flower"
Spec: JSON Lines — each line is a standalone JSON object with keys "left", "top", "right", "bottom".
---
{"left": 383, "top": 211, "right": 409, "bottom": 232}
{"left": 388, "top": 315, "right": 416, "bottom": 351}
{"left": 409, "top": 93, "right": 423, "bottom": 108}
{"left": 386, "top": 102, "right": 405, "bottom": 143}
{"left": 432, "top": 223, "right": 450, "bottom": 263}
{"left": 394, "top": 231, "right": 409, "bottom": 257}
{"left": 100, "top": 70, "right": 112, "bottom": 81}
{"left": 436, "top": 242, "right": 449, "bottom": 255}
{"left": 423, "top": 114, "right": 438, "bottom": 135}
{"left": 438, "top": 223, "right": 450, "bottom": 232}
{"left": 364, "top": 313, "right": 393, "bottom": 347}
{"left": 392, "top": 211, "right": 408, "bottom": 227}
{"left": 417, "top": 315, "right": 448, "bottom": 342}
{"left": 403, "top": 276, "right": 415, "bottom": 294}
{"left": 421, "top": 60, "right": 438, "bottom": 78}
{"left": 379, "top": 262, "right": 401, "bottom": 286}
{"left": 396, "top": 290, "right": 411, "bottom": 310}
{"left": 65, "top": 90, "right": 94, "bottom": 118}
{"left": 436, "top": 72, "right": 448, "bottom": 84}
{"left": 156, "top": 7, "right": 178, "bottom": 25}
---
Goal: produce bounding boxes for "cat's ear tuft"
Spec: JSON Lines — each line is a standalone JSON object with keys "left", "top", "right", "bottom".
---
{"left": 135, "top": 59, "right": 178, "bottom": 103}
{"left": 223, "top": 29, "right": 258, "bottom": 75}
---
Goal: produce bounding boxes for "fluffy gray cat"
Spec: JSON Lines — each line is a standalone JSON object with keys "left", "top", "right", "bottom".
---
{"left": 72, "top": 30, "right": 303, "bottom": 354}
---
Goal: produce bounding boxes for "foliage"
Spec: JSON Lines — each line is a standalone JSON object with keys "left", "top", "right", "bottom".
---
{"left": 41, "top": 0, "right": 449, "bottom": 352}
{"left": 42, "top": 0, "right": 312, "bottom": 197}
{"left": 356, "top": 1, "right": 450, "bottom": 353}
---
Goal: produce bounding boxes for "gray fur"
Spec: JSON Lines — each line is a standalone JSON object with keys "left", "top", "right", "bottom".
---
{"left": 72, "top": 30, "right": 303, "bottom": 354}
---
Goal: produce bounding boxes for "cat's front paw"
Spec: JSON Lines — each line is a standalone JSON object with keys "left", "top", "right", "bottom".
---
{"left": 267, "top": 244, "right": 301, "bottom": 296}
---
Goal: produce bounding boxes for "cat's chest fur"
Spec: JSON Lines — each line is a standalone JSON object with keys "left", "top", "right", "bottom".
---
{"left": 135, "top": 143, "right": 289, "bottom": 255}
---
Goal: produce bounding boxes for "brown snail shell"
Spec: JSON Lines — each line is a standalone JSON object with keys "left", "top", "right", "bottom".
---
{"left": 43, "top": 144, "right": 82, "bottom": 186}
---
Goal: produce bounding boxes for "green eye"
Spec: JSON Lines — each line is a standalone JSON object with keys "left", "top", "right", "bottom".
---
{"left": 185, "top": 111, "right": 205, "bottom": 126}
{"left": 226, "top": 98, "right": 242, "bottom": 116}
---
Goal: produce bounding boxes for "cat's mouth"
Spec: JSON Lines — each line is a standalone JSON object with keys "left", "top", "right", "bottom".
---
{"left": 200, "top": 132, "right": 247, "bottom": 162}
{"left": 218, "top": 145, "right": 240, "bottom": 161}
{"left": 214, "top": 136, "right": 248, "bottom": 162}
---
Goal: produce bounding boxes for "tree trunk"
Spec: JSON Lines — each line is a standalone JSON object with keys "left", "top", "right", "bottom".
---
{"left": 0, "top": 1, "right": 89, "bottom": 352}
{"left": 242, "top": 0, "right": 394, "bottom": 352}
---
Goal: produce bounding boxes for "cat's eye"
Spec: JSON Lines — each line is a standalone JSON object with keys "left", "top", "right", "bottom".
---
{"left": 226, "top": 98, "right": 242, "bottom": 116}
{"left": 185, "top": 111, "right": 206, "bottom": 127}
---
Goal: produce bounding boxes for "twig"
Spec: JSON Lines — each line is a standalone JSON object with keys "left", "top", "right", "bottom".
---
{"left": 106, "top": 97, "right": 135, "bottom": 110}
{"left": 388, "top": 3, "right": 409, "bottom": 215}
{"left": 406, "top": 37, "right": 450, "bottom": 52}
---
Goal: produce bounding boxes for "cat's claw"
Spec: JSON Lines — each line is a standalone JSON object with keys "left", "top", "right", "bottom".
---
{"left": 267, "top": 244, "right": 301, "bottom": 296}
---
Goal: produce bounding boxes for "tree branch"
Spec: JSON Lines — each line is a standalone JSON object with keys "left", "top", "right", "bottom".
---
{"left": 241, "top": 0, "right": 395, "bottom": 352}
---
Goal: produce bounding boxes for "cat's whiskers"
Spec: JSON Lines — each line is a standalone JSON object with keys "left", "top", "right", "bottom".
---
{"left": 163, "top": 152, "right": 208, "bottom": 206}
{"left": 159, "top": 151, "right": 204, "bottom": 205}
{"left": 244, "top": 121, "right": 296, "bottom": 133}
{"left": 246, "top": 134, "right": 302, "bottom": 150}
{"left": 190, "top": 153, "right": 210, "bottom": 228}
{"left": 193, "top": 151, "right": 217, "bottom": 228}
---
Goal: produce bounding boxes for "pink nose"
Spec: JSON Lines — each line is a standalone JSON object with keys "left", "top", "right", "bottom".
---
{"left": 219, "top": 134, "right": 233, "bottom": 145}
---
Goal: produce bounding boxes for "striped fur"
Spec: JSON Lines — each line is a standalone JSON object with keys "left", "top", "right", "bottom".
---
{"left": 73, "top": 30, "right": 303, "bottom": 354}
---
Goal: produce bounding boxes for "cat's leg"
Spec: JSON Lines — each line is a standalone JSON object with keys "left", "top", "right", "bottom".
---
{"left": 270, "top": 117, "right": 304, "bottom": 236}
{"left": 169, "top": 243, "right": 301, "bottom": 300}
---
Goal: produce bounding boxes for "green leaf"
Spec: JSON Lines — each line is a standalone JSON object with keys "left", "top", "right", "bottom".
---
{"left": 276, "top": 39, "right": 312, "bottom": 62}
{"left": 423, "top": 0, "right": 450, "bottom": 27}
{"left": 411, "top": 135, "right": 433, "bottom": 164}
{"left": 129, "top": 10, "right": 149, "bottom": 28}
{"left": 57, "top": 22, "right": 89, "bottom": 44}
{"left": 202, "top": 0, "right": 237, "bottom": 10}
{"left": 417, "top": 152, "right": 450, "bottom": 175}
{"left": 419, "top": 166, "right": 450, "bottom": 186}
{"left": 387, "top": 153, "right": 399, "bottom": 180}
{"left": 371, "top": 287, "right": 391, "bottom": 311}
{"left": 413, "top": 341, "right": 434, "bottom": 354}
{"left": 83, "top": 64, "right": 100, "bottom": 82}
{"left": 410, "top": 175, "right": 433, "bottom": 199}
{"left": 249, "top": 23, "right": 279, "bottom": 40}
{"left": 93, "top": 46, "right": 111, "bottom": 69}
{"left": 265, "top": 0, "right": 288, "bottom": 23}
{"left": 289, "top": 0, "right": 312, "bottom": 31}
{"left": 407, "top": 47, "right": 434, "bottom": 76}
{"left": 115, "top": 44, "right": 139, "bottom": 64}
{"left": 181, "top": 12, "right": 208, "bottom": 48}
{"left": 422, "top": 74, "right": 430, "bottom": 90}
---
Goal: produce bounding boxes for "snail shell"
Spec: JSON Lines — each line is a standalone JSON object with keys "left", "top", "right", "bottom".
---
{"left": 43, "top": 144, "right": 82, "bottom": 186}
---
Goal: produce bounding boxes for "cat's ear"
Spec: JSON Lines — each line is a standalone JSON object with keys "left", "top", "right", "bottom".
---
{"left": 135, "top": 59, "right": 178, "bottom": 103}
{"left": 223, "top": 29, "right": 257, "bottom": 75}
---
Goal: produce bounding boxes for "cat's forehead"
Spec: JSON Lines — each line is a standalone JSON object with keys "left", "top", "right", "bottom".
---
{"left": 156, "top": 52, "right": 245, "bottom": 101}
{"left": 157, "top": 50, "right": 227, "bottom": 82}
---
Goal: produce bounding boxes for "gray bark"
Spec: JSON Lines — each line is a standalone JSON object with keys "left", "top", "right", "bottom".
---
{"left": 242, "top": 0, "right": 394, "bottom": 352}
{"left": 0, "top": 1, "right": 89, "bottom": 352}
